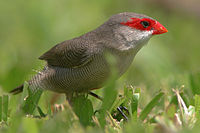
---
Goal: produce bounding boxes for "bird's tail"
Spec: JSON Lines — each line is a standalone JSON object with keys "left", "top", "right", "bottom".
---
{"left": 9, "top": 84, "right": 24, "bottom": 95}
{"left": 9, "top": 67, "right": 47, "bottom": 95}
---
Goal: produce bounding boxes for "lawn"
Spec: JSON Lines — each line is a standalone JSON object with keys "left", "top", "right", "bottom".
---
{"left": 0, "top": 0, "right": 200, "bottom": 133}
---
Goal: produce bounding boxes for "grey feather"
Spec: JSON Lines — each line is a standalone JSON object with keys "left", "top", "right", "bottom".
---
{"left": 11, "top": 12, "right": 156, "bottom": 95}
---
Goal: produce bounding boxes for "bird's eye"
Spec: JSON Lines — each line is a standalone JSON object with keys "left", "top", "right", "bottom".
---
{"left": 141, "top": 21, "right": 150, "bottom": 28}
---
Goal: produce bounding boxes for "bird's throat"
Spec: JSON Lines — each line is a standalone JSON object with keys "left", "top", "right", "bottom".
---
{"left": 114, "top": 27, "right": 152, "bottom": 51}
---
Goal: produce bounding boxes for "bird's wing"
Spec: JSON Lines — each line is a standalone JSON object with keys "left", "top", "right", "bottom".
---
{"left": 39, "top": 40, "right": 93, "bottom": 68}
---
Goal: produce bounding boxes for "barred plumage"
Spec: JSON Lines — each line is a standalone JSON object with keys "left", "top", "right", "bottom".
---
{"left": 10, "top": 12, "right": 167, "bottom": 96}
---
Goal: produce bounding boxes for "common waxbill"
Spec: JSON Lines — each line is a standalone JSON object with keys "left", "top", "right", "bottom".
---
{"left": 10, "top": 12, "right": 168, "bottom": 99}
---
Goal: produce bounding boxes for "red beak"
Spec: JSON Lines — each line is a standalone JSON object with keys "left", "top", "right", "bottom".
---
{"left": 152, "top": 21, "right": 168, "bottom": 35}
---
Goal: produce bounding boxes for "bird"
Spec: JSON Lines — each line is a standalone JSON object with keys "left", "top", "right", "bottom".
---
{"left": 10, "top": 12, "right": 168, "bottom": 100}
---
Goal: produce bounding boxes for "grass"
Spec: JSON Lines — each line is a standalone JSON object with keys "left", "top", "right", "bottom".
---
{"left": 1, "top": 0, "right": 200, "bottom": 132}
{"left": 0, "top": 73, "right": 200, "bottom": 133}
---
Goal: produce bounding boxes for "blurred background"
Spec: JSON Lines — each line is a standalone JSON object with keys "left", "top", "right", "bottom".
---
{"left": 0, "top": 0, "right": 200, "bottom": 99}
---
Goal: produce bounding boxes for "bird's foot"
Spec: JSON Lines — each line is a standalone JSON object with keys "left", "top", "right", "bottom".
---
{"left": 51, "top": 104, "right": 65, "bottom": 114}
{"left": 89, "top": 92, "right": 129, "bottom": 121}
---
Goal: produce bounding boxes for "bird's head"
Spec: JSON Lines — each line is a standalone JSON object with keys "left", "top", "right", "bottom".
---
{"left": 104, "top": 12, "right": 168, "bottom": 51}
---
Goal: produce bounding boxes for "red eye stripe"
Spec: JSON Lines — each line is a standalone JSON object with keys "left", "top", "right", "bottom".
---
{"left": 120, "top": 18, "right": 156, "bottom": 31}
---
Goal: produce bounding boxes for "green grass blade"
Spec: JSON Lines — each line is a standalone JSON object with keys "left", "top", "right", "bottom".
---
{"left": 166, "top": 104, "right": 176, "bottom": 119}
{"left": 109, "top": 96, "right": 126, "bottom": 113}
{"left": 72, "top": 95, "right": 94, "bottom": 127}
{"left": 195, "top": 95, "right": 200, "bottom": 117}
{"left": 131, "top": 88, "right": 140, "bottom": 121}
{"left": 37, "top": 106, "right": 47, "bottom": 118}
{"left": 195, "top": 95, "right": 200, "bottom": 126}
{"left": 139, "top": 92, "right": 164, "bottom": 121}
{"left": 0, "top": 96, "right": 2, "bottom": 121}
{"left": 2, "top": 95, "right": 8, "bottom": 122}
{"left": 47, "top": 102, "right": 52, "bottom": 116}
{"left": 22, "top": 87, "right": 43, "bottom": 115}
{"left": 20, "top": 81, "right": 29, "bottom": 104}
{"left": 124, "top": 86, "right": 134, "bottom": 102}
{"left": 131, "top": 88, "right": 140, "bottom": 114}
{"left": 98, "top": 77, "right": 117, "bottom": 127}
{"left": 189, "top": 73, "right": 200, "bottom": 95}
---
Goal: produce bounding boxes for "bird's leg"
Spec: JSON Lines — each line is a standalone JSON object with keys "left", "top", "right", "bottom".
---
{"left": 117, "top": 107, "right": 128, "bottom": 121}
{"left": 119, "top": 106, "right": 129, "bottom": 115}
{"left": 50, "top": 93, "right": 64, "bottom": 114}
{"left": 89, "top": 92, "right": 128, "bottom": 121}
{"left": 89, "top": 92, "right": 102, "bottom": 101}
{"left": 65, "top": 92, "right": 74, "bottom": 106}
